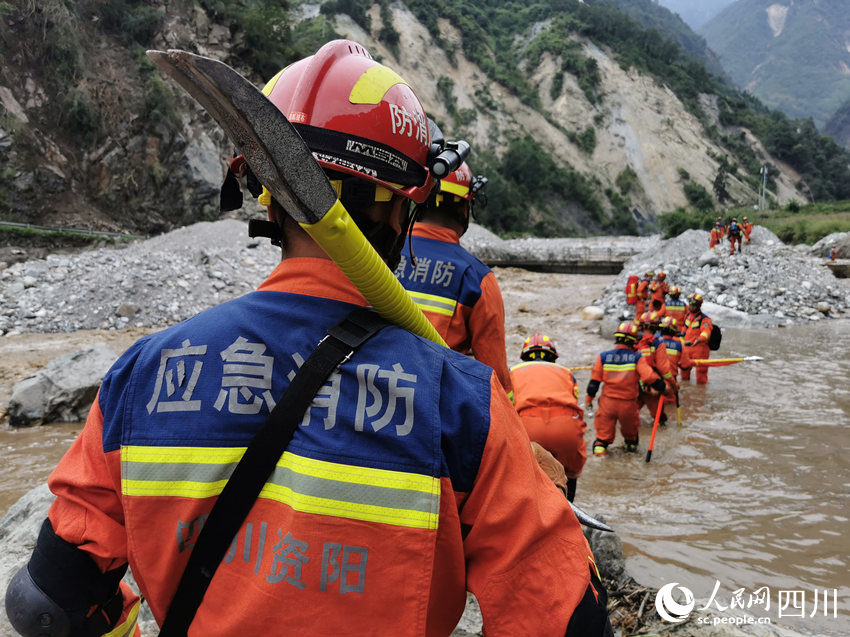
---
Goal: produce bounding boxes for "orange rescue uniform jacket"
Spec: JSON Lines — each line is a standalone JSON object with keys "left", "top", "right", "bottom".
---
{"left": 398, "top": 224, "right": 513, "bottom": 396}
{"left": 665, "top": 299, "right": 687, "bottom": 332}
{"left": 661, "top": 334, "right": 692, "bottom": 376}
{"left": 636, "top": 332, "right": 675, "bottom": 383}
{"left": 650, "top": 280, "right": 669, "bottom": 305}
{"left": 590, "top": 344, "right": 660, "bottom": 401}
{"left": 46, "top": 260, "right": 598, "bottom": 636}
{"left": 510, "top": 361, "right": 587, "bottom": 477}
{"left": 684, "top": 311, "right": 714, "bottom": 348}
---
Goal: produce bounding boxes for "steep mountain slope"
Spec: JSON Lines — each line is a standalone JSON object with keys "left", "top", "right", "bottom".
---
{"left": 596, "top": 0, "right": 725, "bottom": 76}
{"left": 825, "top": 97, "right": 850, "bottom": 149}
{"left": 700, "top": 0, "right": 850, "bottom": 128}
{"left": 656, "top": 0, "right": 736, "bottom": 30}
{"left": 0, "top": 0, "right": 841, "bottom": 239}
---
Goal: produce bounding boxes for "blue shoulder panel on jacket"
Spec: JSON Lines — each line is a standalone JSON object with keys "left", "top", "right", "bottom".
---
{"left": 100, "top": 291, "right": 491, "bottom": 489}
{"left": 398, "top": 236, "right": 492, "bottom": 309}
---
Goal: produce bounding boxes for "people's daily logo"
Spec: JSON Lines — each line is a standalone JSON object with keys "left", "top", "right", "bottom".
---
{"left": 655, "top": 583, "right": 695, "bottom": 623}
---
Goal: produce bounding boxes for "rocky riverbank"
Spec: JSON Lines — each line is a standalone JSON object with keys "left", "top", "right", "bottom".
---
{"left": 592, "top": 227, "right": 850, "bottom": 327}
{"left": 2, "top": 220, "right": 846, "bottom": 337}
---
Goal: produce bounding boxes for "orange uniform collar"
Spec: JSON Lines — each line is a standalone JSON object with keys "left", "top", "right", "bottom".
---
{"left": 411, "top": 223, "right": 460, "bottom": 244}
{"left": 257, "top": 258, "right": 369, "bottom": 306}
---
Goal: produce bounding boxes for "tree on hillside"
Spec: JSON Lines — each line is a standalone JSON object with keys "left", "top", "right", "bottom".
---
{"left": 713, "top": 158, "right": 730, "bottom": 204}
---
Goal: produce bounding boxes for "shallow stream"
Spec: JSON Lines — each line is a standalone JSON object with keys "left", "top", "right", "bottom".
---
{"left": 576, "top": 320, "right": 850, "bottom": 635}
{"left": 1, "top": 306, "right": 848, "bottom": 635}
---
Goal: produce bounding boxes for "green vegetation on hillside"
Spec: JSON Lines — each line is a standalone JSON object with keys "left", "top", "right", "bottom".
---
{"left": 473, "top": 136, "right": 637, "bottom": 237}
{"left": 597, "top": 0, "right": 724, "bottom": 76}
{"left": 700, "top": 0, "right": 850, "bottom": 127}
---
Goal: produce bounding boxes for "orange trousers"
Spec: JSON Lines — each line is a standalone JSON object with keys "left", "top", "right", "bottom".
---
{"left": 518, "top": 406, "right": 587, "bottom": 478}
{"left": 593, "top": 394, "right": 640, "bottom": 446}
{"left": 638, "top": 390, "right": 665, "bottom": 422}
{"left": 682, "top": 342, "right": 710, "bottom": 383}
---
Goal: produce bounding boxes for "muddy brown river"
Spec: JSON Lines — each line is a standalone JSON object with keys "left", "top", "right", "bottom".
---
{"left": 1, "top": 269, "right": 848, "bottom": 635}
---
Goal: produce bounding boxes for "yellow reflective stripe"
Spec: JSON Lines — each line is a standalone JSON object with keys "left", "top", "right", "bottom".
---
{"left": 349, "top": 65, "right": 407, "bottom": 104}
{"left": 588, "top": 555, "right": 601, "bottom": 580}
{"left": 602, "top": 363, "right": 636, "bottom": 372}
{"left": 510, "top": 361, "right": 550, "bottom": 371}
{"left": 440, "top": 180, "right": 469, "bottom": 198}
{"left": 123, "top": 445, "right": 241, "bottom": 464}
{"left": 121, "top": 447, "right": 440, "bottom": 530}
{"left": 102, "top": 598, "right": 140, "bottom": 637}
{"left": 407, "top": 290, "right": 457, "bottom": 316}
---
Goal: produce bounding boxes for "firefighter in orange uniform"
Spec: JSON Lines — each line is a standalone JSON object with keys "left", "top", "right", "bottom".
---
{"left": 634, "top": 270, "right": 654, "bottom": 319}
{"left": 398, "top": 163, "right": 513, "bottom": 398}
{"left": 511, "top": 334, "right": 587, "bottom": 502}
{"left": 649, "top": 271, "right": 669, "bottom": 317}
{"left": 650, "top": 271, "right": 669, "bottom": 306}
{"left": 636, "top": 311, "right": 677, "bottom": 426}
{"left": 585, "top": 322, "right": 665, "bottom": 456}
{"left": 742, "top": 216, "right": 754, "bottom": 244}
{"left": 665, "top": 286, "right": 687, "bottom": 334}
{"left": 659, "top": 316, "right": 691, "bottom": 378}
{"left": 5, "top": 40, "right": 612, "bottom": 637}
{"left": 728, "top": 217, "right": 743, "bottom": 254}
{"left": 682, "top": 292, "right": 714, "bottom": 384}
{"left": 709, "top": 223, "right": 723, "bottom": 250}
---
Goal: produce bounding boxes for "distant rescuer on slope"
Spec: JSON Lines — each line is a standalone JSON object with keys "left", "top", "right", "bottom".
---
{"left": 510, "top": 333, "right": 588, "bottom": 502}
{"left": 5, "top": 40, "right": 612, "bottom": 637}
{"left": 396, "top": 161, "right": 513, "bottom": 398}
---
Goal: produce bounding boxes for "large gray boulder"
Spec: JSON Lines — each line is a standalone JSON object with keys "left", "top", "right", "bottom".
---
{"left": 8, "top": 343, "right": 116, "bottom": 427}
{"left": 0, "top": 484, "right": 54, "bottom": 635}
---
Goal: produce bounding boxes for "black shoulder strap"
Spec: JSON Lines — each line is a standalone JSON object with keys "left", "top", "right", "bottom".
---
{"left": 158, "top": 307, "right": 390, "bottom": 636}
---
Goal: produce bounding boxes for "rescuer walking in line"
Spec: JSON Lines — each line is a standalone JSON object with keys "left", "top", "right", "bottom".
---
{"left": 398, "top": 162, "right": 513, "bottom": 397}
{"left": 682, "top": 292, "right": 714, "bottom": 384}
{"left": 634, "top": 270, "right": 654, "bottom": 319}
{"left": 742, "top": 216, "right": 754, "bottom": 244}
{"left": 665, "top": 285, "right": 687, "bottom": 334}
{"left": 585, "top": 322, "right": 665, "bottom": 456}
{"left": 511, "top": 333, "right": 587, "bottom": 502}
{"left": 636, "top": 311, "right": 677, "bottom": 426}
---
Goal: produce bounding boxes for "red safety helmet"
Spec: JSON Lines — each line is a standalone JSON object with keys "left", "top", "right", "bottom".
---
{"left": 669, "top": 285, "right": 681, "bottom": 297}
{"left": 439, "top": 162, "right": 474, "bottom": 201}
{"left": 656, "top": 271, "right": 666, "bottom": 281}
{"left": 689, "top": 292, "right": 704, "bottom": 306}
{"left": 520, "top": 333, "right": 558, "bottom": 361}
{"left": 614, "top": 321, "right": 639, "bottom": 343}
{"left": 644, "top": 270, "right": 655, "bottom": 278}
{"left": 261, "top": 40, "right": 435, "bottom": 204}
